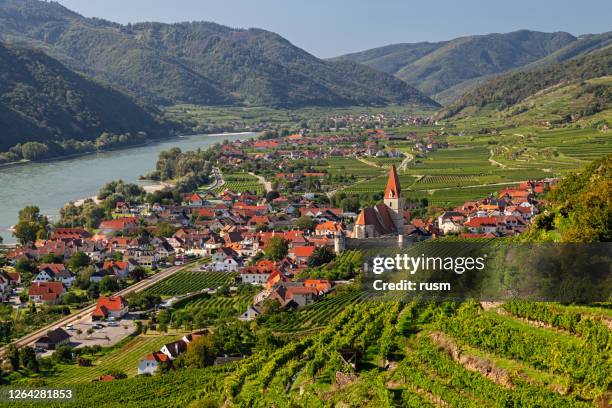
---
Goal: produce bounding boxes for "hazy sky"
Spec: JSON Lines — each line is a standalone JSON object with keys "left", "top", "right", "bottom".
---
{"left": 56, "top": 0, "right": 612, "bottom": 58}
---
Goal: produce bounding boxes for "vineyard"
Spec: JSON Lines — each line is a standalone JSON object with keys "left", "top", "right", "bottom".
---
{"left": 142, "top": 271, "right": 237, "bottom": 296}
{"left": 217, "top": 173, "right": 264, "bottom": 194}
{"left": 12, "top": 298, "right": 611, "bottom": 407}
{"left": 169, "top": 292, "right": 253, "bottom": 327}
{"left": 48, "top": 334, "right": 182, "bottom": 385}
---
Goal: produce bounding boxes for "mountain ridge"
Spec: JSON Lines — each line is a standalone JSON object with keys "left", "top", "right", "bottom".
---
{"left": 0, "top": 0, "right": 439, "bottom": 109}
{"left": 0, "top": 41, "right": 161, "bottom": 152}
{"left": 334, "top": 29, "right": 611, "bottom": 104}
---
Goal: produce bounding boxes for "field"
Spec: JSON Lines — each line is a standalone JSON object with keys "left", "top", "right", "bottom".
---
{"left": 315, "top": 157, "right": 384, "bottom": 178}
{"left": 48, "top": 333, "right": 183, "bottom": 384}
{"left": 142, "top": 271, "right": 237, "bottom": 296}
{"left": 217, "top": 173, "right": 264, "bottom": 194}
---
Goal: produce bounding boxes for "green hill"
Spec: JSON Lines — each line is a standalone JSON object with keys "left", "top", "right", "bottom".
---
{"left": 0, "top": 0, "right": 438, "bottom": 109}
{"left": 438, "top": 46, "right": 612, "bottom": 119}
{"left": 334, "top": 30, "right": 608, "bottom": 104}
{"left": 0, "top": 42, "right": 161, "bottom": 152}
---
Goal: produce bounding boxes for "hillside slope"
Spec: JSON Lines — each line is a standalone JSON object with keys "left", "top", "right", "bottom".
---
{"left": 438, "top": 46, "right": 612, "bottom": 118}
{"left": 0, "top": 0, "right": 438, "bottom": 109}
{"left": 335, "top": 30, "right": 601, "bottom": 104}
{"left": 0, "top": 42, "right": 160, "bottom": 151}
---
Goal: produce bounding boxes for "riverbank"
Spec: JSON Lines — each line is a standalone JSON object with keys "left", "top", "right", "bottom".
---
{"left": 72, "top": 181, "right": 175, "bottom": 207}
{"left": 0, "top": 132, "right": 254, "bottom": 244}
{"left": 0, "top": 131, "right": 259, "bottom": 171}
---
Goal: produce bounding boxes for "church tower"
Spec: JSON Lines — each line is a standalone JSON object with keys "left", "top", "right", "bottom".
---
{"left": 384, "top": 164, "right": 404, "bottom": 234}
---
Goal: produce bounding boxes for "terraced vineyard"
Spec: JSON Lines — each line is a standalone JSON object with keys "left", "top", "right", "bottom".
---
{"left": 263, "top": 290, "right": 368, "bottom": 332}
{"left": 14, "top": 298, "right": 610, "bottom": 407}
{"left": 217, "top": 173, "right": 264, "bottom": 194}
{"left": 143, "top": 271, "right": 237, "bottom": 296}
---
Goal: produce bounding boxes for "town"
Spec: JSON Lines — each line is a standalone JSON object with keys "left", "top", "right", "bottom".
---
{"left": 0, "top": 127, "right": 558, "bottom": 381}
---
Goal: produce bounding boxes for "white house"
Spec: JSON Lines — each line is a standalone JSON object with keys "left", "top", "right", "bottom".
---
{"left": 34, "top": 264, "right": 75, "bottom": 288}
{"left": 137, "top": 352, "right": 169, "bottom": 375}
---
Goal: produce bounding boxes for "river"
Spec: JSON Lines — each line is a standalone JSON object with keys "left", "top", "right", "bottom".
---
{"left": 0, "top": 132, "right": 255, "bottom": 243}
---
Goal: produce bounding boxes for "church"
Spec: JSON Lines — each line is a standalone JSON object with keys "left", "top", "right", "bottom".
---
{"left": 353, "top": 164, "right": 404, "bottom": 239}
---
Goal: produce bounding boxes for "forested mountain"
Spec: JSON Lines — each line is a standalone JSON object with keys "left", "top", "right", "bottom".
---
{"left": 0, "top": 0, "right": 438, "bottom": 109}
{"left": 438, "top": 46, "right": 612, "bottom": 118}
{"left": 0, "top": 42, "right": 161, "bottom": 152}
{"left": 335, "top": 30, "right": 611, "bottom": 104}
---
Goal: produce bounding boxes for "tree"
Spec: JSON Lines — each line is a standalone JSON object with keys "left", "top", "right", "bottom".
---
{"left": 6, "top": 344, "right": 20, "bottom": 371}
{"left": 69, "top": 252, "right": 91, "bottom": 270}
{"left": 294, "top": 216, "right": 316, "bottom": 231}
{"left": 265, "top": 236, "right": 288, "bottom": 261}
{"left": 14, "top": 258, "right": 36, "bottom": 274}
{"left": 52, "top": 345, "right": 74, "bottom": 363}
{"left": 183, "top": 336, "right": 216, "bottom": 368}
{"left": 307, "top": 246, "right": 336, "bottom": 267}
{"left": 129, "top": 267, "right": 147, "bottom": 282}
{"left": 14, "top": 206, "right": 48, "bottom": 244}
{"left": 99, "top": 276, "right": 119, "bottom": 293}
{"left": 21, "top": 142, "right": 49, "bottom": 161}
{"left": 265, "top": 191, "right": 280, "bottom": 202}
{"left": 156, "top": 222, "right": 176, "bottom": 238}
{"left": 19, "top": 346, "right": 39, "bottom": 372}
{"left": 41, "top": 253, "right": 63, "bottom": 264}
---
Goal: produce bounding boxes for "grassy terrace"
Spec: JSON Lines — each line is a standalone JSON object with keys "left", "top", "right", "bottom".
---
{"left": 48, "top": 333, "right": 184, "bottom": 384}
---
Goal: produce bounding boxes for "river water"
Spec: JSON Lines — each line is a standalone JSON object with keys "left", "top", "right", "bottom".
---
{"left": 0, "top": 132, "right": 254, "bottom": 243}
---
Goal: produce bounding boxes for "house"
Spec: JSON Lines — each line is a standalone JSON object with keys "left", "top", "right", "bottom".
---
{"left": 290, "top": 246, "right": 316, "bottom": 263}
{"left": 28, "top": 282, "right": 66, "bottom": 305}
{"left": 209, "top": 248, "right": 241, "bottom": 272}
{"left": 437, "top": 211, "right": 465, "bottom": 235}
{"left": 102, "top": 260, "right": 131, "bottom": 280}
{"left": 239, "top": 260, "right": 279, "bottom": 284}
{"left": 33, "top": 263, "right": 75, "bottom": 287}
{"left": 314, "top": 221, "right": 343, "bottom": 236}
{"left": 270, "top": 284, "right": 319, "bottom": 308}
{"left": 91, "top": 296, "right": 129, "bottom": 321}
{"left": 239, "top": 306, "right": 261, "bottom": 321}
{"left": 99, "top": 217, "right": 139, "bottom": 235}
{"left": 160, "top": 340, "right": 188, "bottom": 360}
{"left": 303, "top": 279, "right": 332, "bottom": 294}
{"left": 34, "top": 328, "right": 70, "bottom": 350}
{"left": 186, "top": 194, "right": 203, "bottom": 207}
{"left": 137, "top": 351, "right": 169, "bottom": 375}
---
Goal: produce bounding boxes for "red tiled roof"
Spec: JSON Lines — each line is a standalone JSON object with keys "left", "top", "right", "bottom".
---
{"left": 292, "top": 246, "right": 316, "bottom": 258}
{"left": 384, "top": 165, "right": 401, "bottom": 199}
{"left": 92, "top": 296, "right": 127, "bottom": 317}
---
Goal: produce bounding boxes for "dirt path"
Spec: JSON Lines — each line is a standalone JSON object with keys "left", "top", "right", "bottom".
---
{"left": 249, "top": 172, "right": 272, "bottom": 193}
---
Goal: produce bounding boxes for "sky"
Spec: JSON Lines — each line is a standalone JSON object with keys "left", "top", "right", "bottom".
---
{"left": 55, "top": 0, "right": 612, "bottom": 58}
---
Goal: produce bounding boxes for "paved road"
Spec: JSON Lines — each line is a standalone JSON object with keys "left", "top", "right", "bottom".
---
{"left": 0, "top": 262, "right": 194, "bottom": 353}
{"left": 202, "top": 167, "right": 224, "bottom": 192}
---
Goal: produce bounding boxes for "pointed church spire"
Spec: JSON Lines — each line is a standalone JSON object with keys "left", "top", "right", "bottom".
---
{"left": 384, "top": 164, "right": 401, "bottom": 199}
